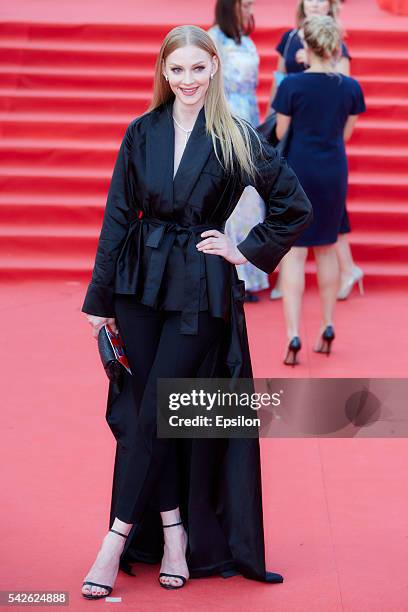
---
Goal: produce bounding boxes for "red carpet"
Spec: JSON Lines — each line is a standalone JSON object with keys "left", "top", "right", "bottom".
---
{"left": 1, "top": 279, "right": 408, "bottom": 611}
{"left": 1, "top": 1, "right": 408, "bottom": 610}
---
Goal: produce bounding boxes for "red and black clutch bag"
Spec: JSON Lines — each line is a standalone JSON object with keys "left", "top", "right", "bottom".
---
{"left": 97, "top": 323, "right": 132, "bottom": 383}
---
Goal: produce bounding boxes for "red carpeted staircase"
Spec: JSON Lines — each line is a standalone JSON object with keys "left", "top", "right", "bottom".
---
{"left": 1, "top": 22, "right": 407, "bottom": 288}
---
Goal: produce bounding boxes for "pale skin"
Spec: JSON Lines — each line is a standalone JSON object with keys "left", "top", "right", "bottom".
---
{"left": 83, "top": 44, "right": 248, "bottom": 595}
{"left": 275, "top": 46, "right": 360, "bottom": 350}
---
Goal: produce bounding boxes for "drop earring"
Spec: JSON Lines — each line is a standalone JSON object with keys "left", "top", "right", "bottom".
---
{"left": 164, "top": 74, "right": 169, "bottom": 81}
{"left": 210, "top": 73, "right": 214, "bottom": 80}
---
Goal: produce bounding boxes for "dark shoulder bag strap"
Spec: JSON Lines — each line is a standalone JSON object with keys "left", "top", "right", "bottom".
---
{"left": 282, "top": 28, "right": 298, "bottom": 62}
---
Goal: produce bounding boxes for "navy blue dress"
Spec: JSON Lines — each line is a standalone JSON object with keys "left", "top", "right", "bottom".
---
{"left": 272, "top": 72, "right": 365, "bottom": 247}
{"left": 276, "top": 30, "right": 352, "bottom": 234}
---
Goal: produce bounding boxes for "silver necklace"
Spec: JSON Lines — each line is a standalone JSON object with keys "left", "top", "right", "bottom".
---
{"left": 173, "top": 114, "right": 193, "bottom": 147}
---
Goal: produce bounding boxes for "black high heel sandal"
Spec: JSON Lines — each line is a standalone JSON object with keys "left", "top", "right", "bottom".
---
{"left": 158, "top": 520, "right": 188, "bottom": 590}
{"left": 314, "top": 325, "right": 335, "bottom": 356}
{"left": 284, "top": 336, "right": 301, "bottom": 366}
{"left": 82, "top": 528, "right": 129, "bottom": 600}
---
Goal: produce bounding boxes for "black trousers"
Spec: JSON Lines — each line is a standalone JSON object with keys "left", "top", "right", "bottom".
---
{"left": 113, "top": 294, "right": 225, "bottom": 524}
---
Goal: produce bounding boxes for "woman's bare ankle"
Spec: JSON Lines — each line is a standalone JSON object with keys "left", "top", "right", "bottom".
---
{"left": 160, "top": 507, "right": 182, "bottom": 527}
{"left": 110, "top": 517, "right": 133, "bottom": 537}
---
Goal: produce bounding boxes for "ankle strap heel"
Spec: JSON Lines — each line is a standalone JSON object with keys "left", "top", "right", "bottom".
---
{"left": 162, "top": 520, "right": 183, "bottom": 528}
{"left": 109, "top": 528, "right": 129, "bottom": 539}
{"left": 159, "top": 519, "right": 188, "bottom": 589}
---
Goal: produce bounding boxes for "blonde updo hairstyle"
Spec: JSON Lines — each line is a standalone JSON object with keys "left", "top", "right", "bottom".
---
{"left": 303, "top": 15, "right": 342, "bottom": 63}
{"left": 148, "top": 25, "right": 261, "bottom": 179}
{"left": 296, "top": 0, "right": 340, "bottom": 27}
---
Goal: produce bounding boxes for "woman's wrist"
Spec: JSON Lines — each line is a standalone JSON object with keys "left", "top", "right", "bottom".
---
{"left": 233, "top": 245, "right": 248, "bottom": 265}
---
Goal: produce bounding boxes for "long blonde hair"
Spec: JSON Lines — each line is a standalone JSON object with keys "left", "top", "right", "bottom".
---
{"left": 296, "top": 0, "right": 340, "bottom": 27}
{"left": 148, "top": 25, "right": 261, "bottom": 179}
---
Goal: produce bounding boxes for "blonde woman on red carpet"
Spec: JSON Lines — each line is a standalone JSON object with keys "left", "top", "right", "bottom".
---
{"left": 80, "top": 25, "right": 312, "bottom": 599}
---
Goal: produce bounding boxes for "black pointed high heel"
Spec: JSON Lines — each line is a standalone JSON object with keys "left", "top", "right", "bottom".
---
{"left": 158, "top": 520, "right": 188, "bottom": 590}
{"left": 284, "top": 336, "right": 301, "bottom": 366}
{"left": 314, "top": 325, "right": 335, "bottom": 356}
{"left": 82, "top": 528, "right": 129, "bottom": 600}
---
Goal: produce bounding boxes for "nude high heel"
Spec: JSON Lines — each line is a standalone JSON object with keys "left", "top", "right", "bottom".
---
{"left": 337, "top": 265, "right": 364, "bottom": 300}
{"left": 270, "top": 286, "right": 283, "bottom": 300}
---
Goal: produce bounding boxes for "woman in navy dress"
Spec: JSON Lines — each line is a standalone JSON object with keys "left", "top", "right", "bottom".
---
{"left": 272, "top": 15, "right": 365, "bottom": 365}
{"left": 268, "top": 0, "right": 363, "bottom": 301}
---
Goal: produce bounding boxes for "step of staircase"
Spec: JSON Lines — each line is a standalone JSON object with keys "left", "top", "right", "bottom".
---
{"left": 0, "top": 65, "right": 155, "bottom": 92}
{"left": 0, "top": 88, "right": 151, "bottom": 115}
{"left": 347, "top": 146, "right": 408, "bottom": 175}
{"left": 0, "top": 194, "right": 105, "bottom": 225}
{"left": 0, "top": 111, "right": 129, "bottom": 140}
{"left": 347, "top": 202, "right": 408, "bottom": 233}
{"left": 348, "top": 173, "right": 408, "bottom": 204}
{"left": 349, "top": 121, "right": 408, "bottom": 148}
{"left": 303, "top": 261, "right": 408, "bottom": 290}
{"left": 0, "top": 22, "right": 175, "bottom": 45}
{"left": 0, "top": 139, "right": 119, "bottom": 169}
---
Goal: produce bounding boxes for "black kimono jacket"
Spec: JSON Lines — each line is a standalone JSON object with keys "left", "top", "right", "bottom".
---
{"left": 81, "top": 101, "right": 312, "bottom": 583}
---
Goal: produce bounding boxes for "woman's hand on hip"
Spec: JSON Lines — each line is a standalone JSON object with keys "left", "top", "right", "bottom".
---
{"left": 85, "top": 314, "right": 118, "bottom": 339}
{"left": 196, "top": 230, "right": 248, "bottom": 265}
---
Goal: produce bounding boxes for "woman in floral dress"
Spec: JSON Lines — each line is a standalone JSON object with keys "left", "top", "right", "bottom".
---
{"left": 209, "top": 0, "right": 269, "bottom": 302}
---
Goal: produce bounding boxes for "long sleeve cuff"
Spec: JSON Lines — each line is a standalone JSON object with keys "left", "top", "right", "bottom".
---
{"left": 236, "top": 235, "right": 290, "bottom": 275}
{"left": 81, "top": 282, "right": 116, "bottom": 317}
